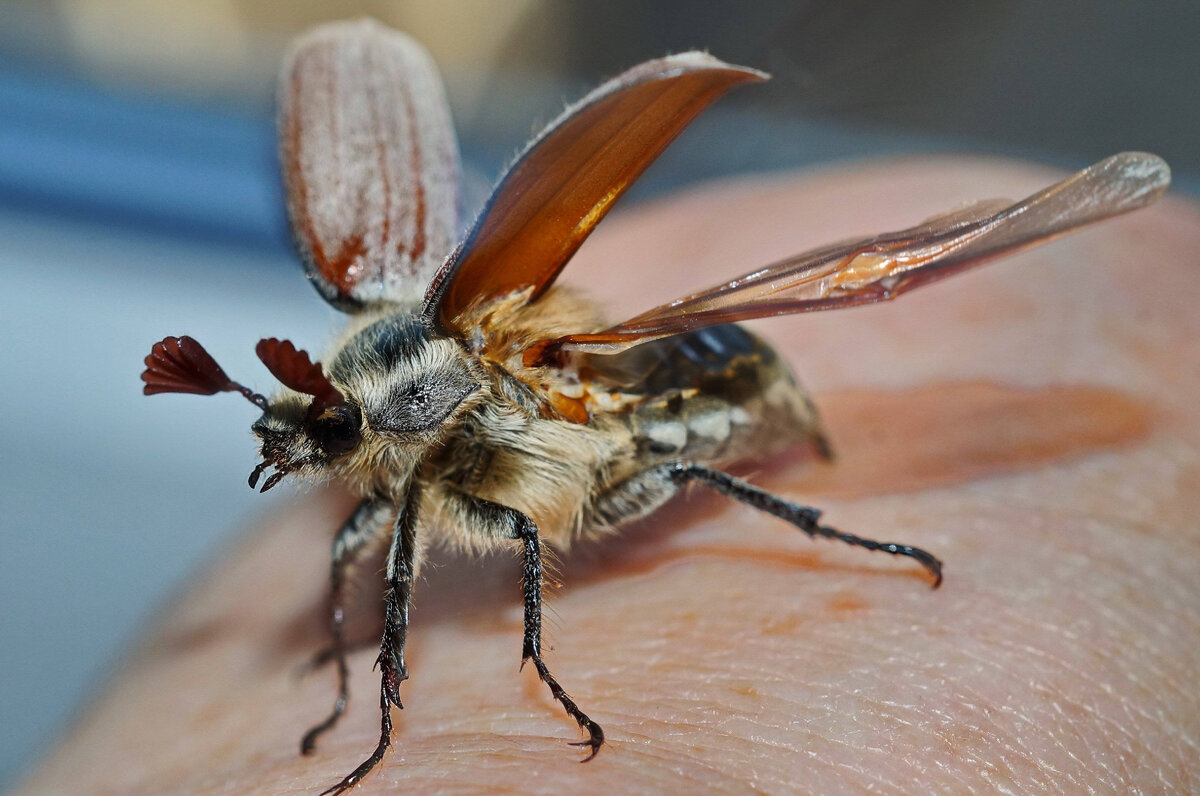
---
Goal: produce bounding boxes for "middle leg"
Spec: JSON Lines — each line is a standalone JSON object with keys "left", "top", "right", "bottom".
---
{"left": 439, "top": 489, "right": 605, "bottom": 759}
{"left": 513, "top": 512, "right": 605, "bottom": 760}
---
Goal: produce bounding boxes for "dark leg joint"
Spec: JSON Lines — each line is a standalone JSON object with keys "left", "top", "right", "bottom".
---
{"left": 377, "top": 591, "right": 410, "bottom": 710}
{"left": 377, "top": 652, "right": 408, "bottom": 710}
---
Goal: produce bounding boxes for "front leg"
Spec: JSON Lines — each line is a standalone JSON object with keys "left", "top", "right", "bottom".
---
{"left": 318, "top": 482, "right": 421, "bottom": 796}
{"left": 302, "top": 498, "right": 394, "bottom": 755}
{"left": 442, "top": 490, "right": 605, "bottom": 760}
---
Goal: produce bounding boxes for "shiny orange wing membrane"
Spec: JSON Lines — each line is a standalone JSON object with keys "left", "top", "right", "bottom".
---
{"left": 281, "top": 20, "right": 460, "bottom": 310}
{"left": 553, "top": 152, "right": 1171, "bottom": 354}
{"left": 422, "top": 52, "right": 765, "bottom": 332}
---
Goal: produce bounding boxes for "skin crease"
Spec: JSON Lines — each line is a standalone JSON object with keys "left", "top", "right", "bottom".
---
{"left": 20, "top": 158, "right": 1200, "bottom": 794}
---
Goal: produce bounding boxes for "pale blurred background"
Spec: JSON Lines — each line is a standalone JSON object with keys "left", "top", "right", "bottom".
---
{"left": 1, "top": 0, "right": 1196, "bottom": 787}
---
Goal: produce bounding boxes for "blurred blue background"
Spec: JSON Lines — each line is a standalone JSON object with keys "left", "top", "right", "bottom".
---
{"left": 1, "top": 0, "right": 1196, "bottom": 787}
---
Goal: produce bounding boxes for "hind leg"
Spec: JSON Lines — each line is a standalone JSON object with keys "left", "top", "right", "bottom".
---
{"left": 594, "top": 461, "right": 942, "bottom": 586}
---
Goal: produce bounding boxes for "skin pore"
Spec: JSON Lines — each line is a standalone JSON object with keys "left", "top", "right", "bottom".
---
{"left": 21, "top": 157, "right": 1200, "bottom": 794}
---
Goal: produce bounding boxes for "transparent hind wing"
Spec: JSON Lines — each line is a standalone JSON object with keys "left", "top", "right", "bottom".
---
{"left": 555, "top": 153, "right": 1170, "bottom": 354}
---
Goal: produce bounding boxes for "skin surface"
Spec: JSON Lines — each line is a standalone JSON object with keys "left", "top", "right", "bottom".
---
{"left": 21, "top": 158, "right": 1200, "bottom": 794}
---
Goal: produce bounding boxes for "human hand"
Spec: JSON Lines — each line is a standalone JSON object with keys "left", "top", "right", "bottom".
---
{"left": 21, "top": 157, "right": 1200, "bottom": 794}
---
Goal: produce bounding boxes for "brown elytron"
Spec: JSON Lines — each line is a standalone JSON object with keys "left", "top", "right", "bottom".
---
{"left": 140, "top": 19, "right": 1170, "bottom": 795}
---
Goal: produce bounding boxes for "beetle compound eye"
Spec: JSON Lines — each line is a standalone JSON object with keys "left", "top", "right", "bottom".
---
{"left": 405, "top": 384, "right": 431, "bottom": 412}
{"left": 311, "top": 404, "right": 363, "bottom": 458}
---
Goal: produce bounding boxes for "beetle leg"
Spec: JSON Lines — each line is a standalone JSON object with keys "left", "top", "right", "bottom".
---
{"left": 302, "top": 499, "right": 395, "bottom": 755}
{"left": 317, "top": 683, "right": 394, "bottom": 796}
{"left": 443, "top": 489, "right": 606, "bottom": 758}
{"left": 318, "top": 483, "right": 420, "bottom": 795}
{"left": 668, "top": 462, "right": 943, "bottom": 587}
{"left": 510, "top": 511, "right": 605, "bottom": 760}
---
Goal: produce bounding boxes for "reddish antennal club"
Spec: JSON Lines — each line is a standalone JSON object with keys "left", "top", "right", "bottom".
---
{"left": 142, "top": 336, "right": 267, "bottom": 409}
{"left": 255, "top": 337, "right": 345, "bottom": 412}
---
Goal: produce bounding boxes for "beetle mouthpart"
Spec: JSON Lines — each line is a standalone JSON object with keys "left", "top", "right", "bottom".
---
{"left": 260, "top": 469, "right": 289, "bottom": 492}
{"left": 248, "top": 460, "right": 270, "bottom": 489}
{"left": 248, "top": 458, "right": 291, "bottom": 492}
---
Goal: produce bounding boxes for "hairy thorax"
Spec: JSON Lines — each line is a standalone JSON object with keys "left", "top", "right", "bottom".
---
{"left": 302, "top": 290, "right": 824, "bottom": 552}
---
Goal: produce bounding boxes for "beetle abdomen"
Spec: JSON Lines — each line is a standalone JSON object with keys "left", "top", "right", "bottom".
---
{"left": 608, "top": 325, "right": 825, "bottom": 466}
